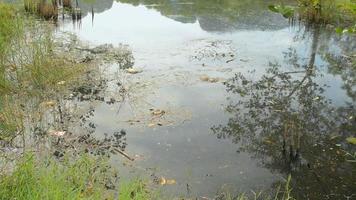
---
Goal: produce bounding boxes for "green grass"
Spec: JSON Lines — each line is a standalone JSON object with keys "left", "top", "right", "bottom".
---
{"left": 270, "top": 0, "right": 356, "bottom": 27}
{"left": 296, "top": 0, "right": 356, "bottom": 25}
{"left": 119, "top": 179, "right": 156, "bottom": 200}
{"left": 214, "top": 175, "right": 294, "bottom": 200}
{"left": 0, "top": 154, "right": 156, "bottom": 200}
{"left": 0, "top": 154, "right": 110, "bottom": 200}
{"left": 0, "top": 2, "right": 86, "bottom": 142}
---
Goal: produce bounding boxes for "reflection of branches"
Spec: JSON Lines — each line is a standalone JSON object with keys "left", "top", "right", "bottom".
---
{"left": 212, "top": 26, "right": 355, "bottom": 198}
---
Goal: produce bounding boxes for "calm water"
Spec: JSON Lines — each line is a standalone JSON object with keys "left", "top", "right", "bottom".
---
{"left": 55, "top": 0, "right": 355, "bottom": 199}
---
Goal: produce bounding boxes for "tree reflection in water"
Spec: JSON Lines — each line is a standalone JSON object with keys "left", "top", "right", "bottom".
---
{"left": 212, "top": 25, "right": 356, "bottom": 199}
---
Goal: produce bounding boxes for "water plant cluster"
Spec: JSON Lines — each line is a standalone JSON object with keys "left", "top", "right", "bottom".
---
{"left": 269, "top": 0, "right": 356, "bottom": 32}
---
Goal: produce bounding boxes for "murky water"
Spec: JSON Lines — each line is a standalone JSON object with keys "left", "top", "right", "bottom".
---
{"left": 54, "top": 0, "right": 356, "bottom": 199}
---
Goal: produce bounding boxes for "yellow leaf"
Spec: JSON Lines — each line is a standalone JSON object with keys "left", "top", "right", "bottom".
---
{"left": 49, "top": 130, "right": 66, "bottom": 137}
{"left": 44, "top": 101, "right": 56, "bottom": 107}
{"left": 346, "top": 137, "right": 356, "bottom": 145}
{"left": 159, "top": 177, "right": 176, "bottom": 185}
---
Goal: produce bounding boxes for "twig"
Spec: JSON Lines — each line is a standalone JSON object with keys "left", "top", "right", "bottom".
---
{"left": 113, "top": 148, "right": 134, "bottom": 161}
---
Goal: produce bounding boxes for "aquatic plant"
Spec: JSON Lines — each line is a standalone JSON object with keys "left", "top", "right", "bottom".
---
{"left": 269, "top": 0, "right": 356, "bottom": 26}
{"left": 62, "top": 0, "right": 72, "bottom": 8}
{"left": 0, "top": 3, "right": 85, "bottom": 143}
{"left": 24, "top": 0, "right": 59, "bottom": 20}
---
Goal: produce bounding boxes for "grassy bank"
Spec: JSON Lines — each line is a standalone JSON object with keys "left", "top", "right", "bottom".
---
{"left": 0, "top": 3, "right": 153, "bottom": 200}
{"left": 0, "top": 2, "right": 85, "bottom": 142}
{"left": 269, "top": 0, "right": 356, "bottom": 31}
{"left": 0, "top": 154, "right": 154, "bottom": 200}
{"left": 0, "top": 152, "right": 295, "bottom": 200}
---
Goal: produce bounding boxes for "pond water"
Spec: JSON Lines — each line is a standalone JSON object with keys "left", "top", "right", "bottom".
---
{"left": 54, "top": 0, "right": 355, "bottom": 199}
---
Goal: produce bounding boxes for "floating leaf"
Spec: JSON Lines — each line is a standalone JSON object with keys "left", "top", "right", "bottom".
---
{"left": 126, "top": 68, "right": 143, "bottom": 74}
{"left": 57, "top": 81, "right": 66, "bottom": 85}
{"left": 346, "top": 137, "right": 356, "bottom": 145}
{"left": 159, "top": 177, "right": 176, "bottom": 185}
{"left": 44, "top": 101, "right": 56, "bottom": 107}
{"left": 200, "top": 75, "right": 220, "bottom": 83}
{"left": 151, "top": 109, "right": 165, "bottom": 116}
{"left": 148, "top": 123, "right": 155, "bottom": 128}
{"left": 49, "top": 130, "right": 66, "bottom": 137}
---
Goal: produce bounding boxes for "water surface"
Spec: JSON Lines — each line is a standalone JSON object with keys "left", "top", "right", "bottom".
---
{"left": 57, "top": 0, "right": 355, "bottom": 198}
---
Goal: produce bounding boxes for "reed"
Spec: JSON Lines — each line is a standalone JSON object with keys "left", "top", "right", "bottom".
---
{"left": 24, "top": 0, "right": 58, "bottom": 20}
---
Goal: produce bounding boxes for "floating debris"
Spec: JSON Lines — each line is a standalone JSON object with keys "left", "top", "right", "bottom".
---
{"left": 150, "top": 109, "right": 165, "bottom": 117}
{"left": 49, "top": 130, "right": 66, "bottom": 137}
{"left": 126, "top": 68, "right": 143, "bottom": 74}
{"left": 346, "top": 137, "right": 356, "bottom": 145}
{"left": 240, "top": 59, "right": 249, "bottom": 62}
{"left": 57, "top": 81, "right": 66, "bottom": 85}
{"left": 159, "top": 177, "right": 176, "bottom": 185}
{"left": 148, "top": 123, "right": 156, "bottom": 128}
{"left": 44, "top": 101, "right": 56, "bottom": 107}
{"left": 200, "top": 75, "right": 220, "bottom": 83}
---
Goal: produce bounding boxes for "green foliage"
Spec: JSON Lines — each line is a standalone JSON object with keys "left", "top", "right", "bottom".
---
{"left": 346, "top": 137, "right": 356, "bottom": 145}
{"left": 335, "top": 24, "right": 356, "bottom": 34}
{"left": 0, "top": 3, "right": 86, "bottom": 141}
{"left": 268, "top": 5, "right": 295, "bottom": 18}
{"left": 119, "top": 179, "right": 155, "bottom": 200}
{"left": 215, "top": 175, "right": 295, "bottom": 200}
{"left": 0, "top": 154, "right": 114, "bottom": 200}
{"left": 269, "top": 0, "right": 356, "bottom": 26}
{"left": 0, "top": 153, "right": 158, "bottom": 200}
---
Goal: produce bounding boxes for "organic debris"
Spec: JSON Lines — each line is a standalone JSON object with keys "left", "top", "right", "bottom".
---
{"left": 158, "top": 177, "right": 176, "bottom": 185}
{"left": 200, "top": 75, "right": 220, "bottom": 83}
{"left": 150, "top": 109, "right": 165, "bottom": 117}
{"left": 49, "top": 130, "right": 66, "bottom": 137}
{"left": 43, "top": 101, "right": 56, "bottom": 107}
{"left": 346, "top": 137, "right": 356, "bottom": 145}
{"left": 126, "top": 68, "right": 143, "bottom": 74}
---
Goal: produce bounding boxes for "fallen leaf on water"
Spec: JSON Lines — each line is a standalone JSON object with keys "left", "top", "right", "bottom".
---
{"left": 148, "top": 123, "right": 155, "bottom": 128}
{"left": 151, "top": 109, "right": 165, "bottom": 116}
{"left": 49, "top": 130, "right": 66, "bottom": 137}
{"left": 263, "top": 139, "right": 274, "bottom": 144}
{"left": 346, "top": 137, "right": 356, "bottom": 145}
{"left": 44, "top": 101, "right": 56, "bottom": 107}
{"left": 126, "top": 68, "right": 143, "bottom": 74}
{"left": 159, "top": 177, "right": 176, "bottom": 185}
{"left": 57, "top": 81, "right": 66, "bottom": 85}
{"left": 134, "top": 154, "right": 145, "bottom": 161}
{"left": 313, "top": 96, "right": 320, "bottom": 101}
{"left": 200, "top": 75, "right": 210, "bottom": 82}
{"left": 208, "top": 78, "right": 219, "bottom": 83}
{"left": 200, "top": 75, "right": 220, "bottom": 83}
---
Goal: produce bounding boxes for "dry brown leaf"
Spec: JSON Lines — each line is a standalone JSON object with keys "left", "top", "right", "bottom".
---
{"left": 44, "top": 101, "right": 56, "bottom": 107}
{"left": 126, "top": 68, "right": 143, "bottom": 74}
{"left": 151, "top": 109, "right": 165, "bottom": 116}
{"left": 49, "top": 130, "right": 66, "bottom": 137}
{"left": 159, "top": 177, "right": 176, "bottom": 185}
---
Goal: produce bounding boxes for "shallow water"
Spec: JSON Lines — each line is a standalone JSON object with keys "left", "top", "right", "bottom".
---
{"left": 54, "top": 0, "right": 356, "bottom": 199}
